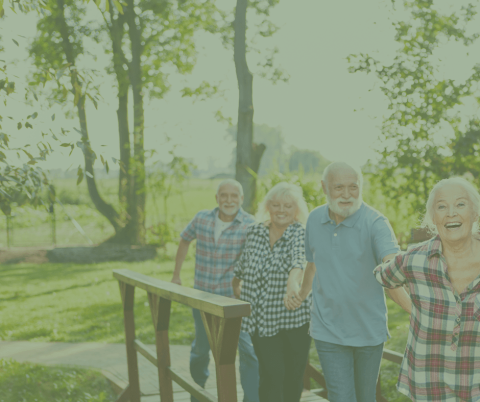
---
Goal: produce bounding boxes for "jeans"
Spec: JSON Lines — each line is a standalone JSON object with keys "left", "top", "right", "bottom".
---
{"left": 314, "top": 339, "right": 384, "bottom": 402}
{"left": 190, "top": 308, "right": 260, "bottom": 402}
{"left": 251, "top": 324, "right": 311, "bottom": 402}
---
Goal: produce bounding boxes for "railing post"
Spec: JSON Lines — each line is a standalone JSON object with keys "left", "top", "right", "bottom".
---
{"left": 201, "top": 312, "right": 241, "bottom": 402}
{"left": 148, "top": 292, "right": 174, "bottom": 402}
{"left": 119, "top": 282, "right": 141, "bottom": 402}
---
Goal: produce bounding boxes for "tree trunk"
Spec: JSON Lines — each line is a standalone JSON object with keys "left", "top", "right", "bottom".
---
{"left": 234, "top": 0, "right": 265, "bottom": 213}
{"left": 124, "top": 0, "right": 146, "bottom": 245}
{"left": 107, "top": 3, "right": 132, "bottom": 208}
{"left": 56, "top": 0, "right": 123, "bottom": 233}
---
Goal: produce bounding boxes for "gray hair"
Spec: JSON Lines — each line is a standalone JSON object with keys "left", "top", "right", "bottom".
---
{"left": 216, "top": 179, "right": 244, "bottom": 197}
{"left": 322, "top": 162, "right": 364, "bottom": 189}
{"left": 421, "top": 177, "right": 480, "bottom": 234}
{"left": 256, "top": 182, "right": 309, "bottom": 224}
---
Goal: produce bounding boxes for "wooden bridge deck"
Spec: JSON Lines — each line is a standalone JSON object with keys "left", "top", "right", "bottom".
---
{"left": 0, "top": 341, "right": 327, "bottom": 401}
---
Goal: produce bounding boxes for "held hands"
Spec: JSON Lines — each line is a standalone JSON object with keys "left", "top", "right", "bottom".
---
{"left": 284, "top": 280, "right": 304, "bottom": 310}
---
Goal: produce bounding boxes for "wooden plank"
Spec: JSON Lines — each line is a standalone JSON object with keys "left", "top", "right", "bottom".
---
{"left": 113, "top": 269, "right": 250, "bottom": 318}
{"left": 382, "top": 348, "right": 403, "bottom": 365}
{"left": 134, "top": 339, "right": 158, "bottom": 367}
{"left": 119, "top": 283, "right": 141, "bottom": 402}
{"left": 149, "top": 293, "right": 174, "bottom": 402}
{"left": 116, "top": 384, "right": 131, "bottom": 402}
{"left": 168, "top": 367, "right": 217, "bottom": 402}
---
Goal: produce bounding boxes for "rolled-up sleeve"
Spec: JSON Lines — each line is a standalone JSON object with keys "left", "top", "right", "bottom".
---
{"left": 233, "top": 233, "right": 250, "bottom": 280}
{"left": 373, "top": 252, "right": 407, "bottom": 289}
{"left": 290, "top": 225, "right": 306, "bottom": 271}
{"left": 180, "top": 214, "right": 198, "bottom": 242}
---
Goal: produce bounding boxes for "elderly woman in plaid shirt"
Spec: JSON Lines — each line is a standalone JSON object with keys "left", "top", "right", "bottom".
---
{"left": 232, "top": 182, "right": 312, "bottom": 402}
{"left": 375, "top": 177, "right": 480, "bottom": 402}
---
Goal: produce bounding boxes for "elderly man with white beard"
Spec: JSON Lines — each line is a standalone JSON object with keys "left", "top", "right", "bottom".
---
{"left": 171, "top": 179, "right": 259, "bottom": 402}
{"left": 285, "top": 162, "right": 411, "bottom": 402}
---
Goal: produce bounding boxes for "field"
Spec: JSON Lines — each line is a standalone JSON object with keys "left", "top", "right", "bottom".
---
{"left": 0, "top": 255, "right": 410, "bottom": 401}
{"left": 0, "top": 176, "right": 413, "bottom": 401}
{"left": 0, "top": 178, "right": 220, "bottom": 248}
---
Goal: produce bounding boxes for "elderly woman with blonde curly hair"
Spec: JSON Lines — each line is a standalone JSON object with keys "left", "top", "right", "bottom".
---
{"left": 374, "top": 177, "right": 480, "bottom": 402}
{"left": 232, "top": 182, "right": 312, "bottom": 402}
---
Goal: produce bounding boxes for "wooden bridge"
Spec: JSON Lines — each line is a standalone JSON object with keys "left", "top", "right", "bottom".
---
{"left": 113, "top": 269, "right": 404, "bottom": 402}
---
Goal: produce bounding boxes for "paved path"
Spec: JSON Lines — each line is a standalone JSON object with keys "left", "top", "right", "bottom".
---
{"left": 0, "top": 341, "right": 326, "bottom": 401}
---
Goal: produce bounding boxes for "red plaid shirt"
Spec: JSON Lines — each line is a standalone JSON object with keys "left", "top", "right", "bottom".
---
{"left": 374, "top": 236, "right": 480, "bottom": 402}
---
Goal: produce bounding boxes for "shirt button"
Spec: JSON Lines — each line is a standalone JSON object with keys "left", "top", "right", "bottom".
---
{"left": 456, "top": 317, "right": 461, "bottom": 323}
{"left": 334, "top": 233, "right": 337, "bottom": 237}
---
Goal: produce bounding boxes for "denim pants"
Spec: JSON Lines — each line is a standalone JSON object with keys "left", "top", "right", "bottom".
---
{"left": 190, "top": 308, "right": 260, "bottom": 402}
{"left": 314, "top": 339, "right": 384, "bottom": 402}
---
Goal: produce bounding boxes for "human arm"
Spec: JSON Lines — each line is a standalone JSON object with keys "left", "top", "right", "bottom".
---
{"left": 232, "top": 276, "right": 242, "bottom": 298}
{"left": 382, "top": 253, "right": 411, "bottom": 314}
{"left": 171, "top": 238, "right": 191, "bottom": 285}
{"left": 284, "top": 268, "right": 303, "bottom": 310}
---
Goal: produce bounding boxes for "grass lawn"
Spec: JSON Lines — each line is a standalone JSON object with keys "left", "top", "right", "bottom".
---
{"left": 0, "top": 255, "right": 411, "bottom": 401}
{"left": 0, "top": 256, "right": 196, "bottom": 345}
{"left": 0, "top": 359, "right": 116, "bottom": 402}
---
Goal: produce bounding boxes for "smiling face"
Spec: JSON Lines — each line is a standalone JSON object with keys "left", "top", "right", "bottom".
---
{"left": 433, "top": 183, "right": 477, "bottom": 243}
{"left": 322, "top": 167, "right": 362, "bottom": 218}
{"left": 216, "top": 183, "right": 243, "bottom": 217}
{"left": 268, "top": 195, "right": 298, "bottom": 228}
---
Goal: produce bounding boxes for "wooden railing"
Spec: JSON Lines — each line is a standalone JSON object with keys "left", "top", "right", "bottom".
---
{"left": 113, "top": 269, "right": 251, "bottom": 402}
{"left": 303, "top": 347, "right": 404, "bottom": 401}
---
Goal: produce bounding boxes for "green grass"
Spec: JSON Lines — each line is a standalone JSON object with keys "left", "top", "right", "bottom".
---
{"left": 0, "top": 257, "right": 196, "bottom": 345}
{"left": 0, "top": 178, "right": 220, "bottom": 247}
{"left": 0, "top": 359, "right": 116, "bottom": 402}
{"left": 0, "top": 256, "right": 411, "bottom": 401}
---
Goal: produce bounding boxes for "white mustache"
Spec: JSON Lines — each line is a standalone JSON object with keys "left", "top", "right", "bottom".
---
{"left": 336, "top": 198, "right": 355, "bottom": 204}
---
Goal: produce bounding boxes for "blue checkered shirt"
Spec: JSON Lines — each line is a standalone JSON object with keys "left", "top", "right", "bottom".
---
{"left": 181, "top": 207, "right": 255, "bottom": 297}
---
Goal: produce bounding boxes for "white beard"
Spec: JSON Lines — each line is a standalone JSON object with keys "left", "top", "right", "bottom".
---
{"left": 219, "top": 204, "right": 240, "bottom": 216}
{"left": 327, "top": 193, "right": 362, "bottom": 218}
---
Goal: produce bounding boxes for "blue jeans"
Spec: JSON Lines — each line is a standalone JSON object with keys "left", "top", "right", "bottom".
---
{"left": 314, "top": 339, "right": 384, "bottom": 402}
{"left": 190, "top": 308, "right": 260, "bottom": 402}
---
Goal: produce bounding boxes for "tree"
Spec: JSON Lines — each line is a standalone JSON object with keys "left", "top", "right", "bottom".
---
{"left": 227, "top": 123, "right": 287, "bottom": 175}
{"left": 349, "top": 0, "right": 480, "bottom": 217}
{"left": 288, "top": 149, "right": 330, "bottom": 174}
{"left": 28, "top": 0, "right": 221, "bottom": 244}
{"left": 232, "top": 0, "right": 287, "bottom": 212}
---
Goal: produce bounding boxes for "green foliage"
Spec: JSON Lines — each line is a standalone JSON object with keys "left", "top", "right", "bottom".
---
{"left": 348, "top": 0, "right": 480, "bottom": 223}
{"left": 259, "top": 170, "right": 326, "bottom": 213}
{"left": 0, "top": 359, "right": 115, "bottom": 402}
{"left": 146, "top": 150, "right": 196, "bottom": 246}
{"left": 288, "top": 148, "right": 330, "bottom": 175}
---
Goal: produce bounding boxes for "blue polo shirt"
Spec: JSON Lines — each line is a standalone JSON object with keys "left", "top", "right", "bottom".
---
{"left": 305, "top": 202, "right": 400, "bottom": 346}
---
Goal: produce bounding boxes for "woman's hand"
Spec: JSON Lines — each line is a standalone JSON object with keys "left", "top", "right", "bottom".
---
{"left": 284, "top": 268, "right": 304, "bottom": 310}
{"left": 232, "top": 277, "right": 242, "bottom": 299}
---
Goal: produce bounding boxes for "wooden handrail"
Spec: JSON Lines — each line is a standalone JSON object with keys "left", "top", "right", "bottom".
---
{"left": 113, "top": 269, "right": 250, "bottom": 318}
{"left": 114, "top": 269, "right": 246, "bottom": 402}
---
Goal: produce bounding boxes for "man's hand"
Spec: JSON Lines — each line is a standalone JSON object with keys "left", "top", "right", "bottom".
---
{"left": 171, "top": 275, "right": 182, "bottom": 286}
{"left": 284, "top": 268, "right": 304, "bottom": 310}
{"left": 284, "top": 280, "right": 303, "bottom": 310}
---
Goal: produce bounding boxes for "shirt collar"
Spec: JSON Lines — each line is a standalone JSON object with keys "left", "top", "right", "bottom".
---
{"left": 211, "top": 207, "right": 246, "bottom": 224}
{"left": 426, "top": 235, "right": 442, "bottom": 258}
{"left": 320, "top": 202, "right": 364, "bottom": 227}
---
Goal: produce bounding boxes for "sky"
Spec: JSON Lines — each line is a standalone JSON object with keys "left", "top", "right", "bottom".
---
{"left": 2, "top": 0, "right": 480, "bottom": 174}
